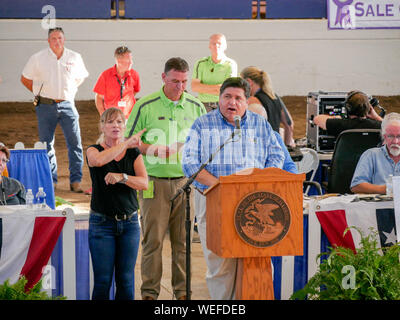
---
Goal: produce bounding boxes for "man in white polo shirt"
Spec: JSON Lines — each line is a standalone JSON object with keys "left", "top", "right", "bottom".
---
{"left": 21, "top": 27, "right": 89, "bottom": 192}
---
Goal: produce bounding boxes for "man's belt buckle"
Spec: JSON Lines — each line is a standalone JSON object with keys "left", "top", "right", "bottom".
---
{"left": 115, "top": 213, "right": 128, "bottom": 221}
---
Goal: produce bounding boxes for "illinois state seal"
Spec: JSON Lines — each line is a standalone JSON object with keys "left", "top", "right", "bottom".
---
{"left": 234, "top": 191, "right": 291, "bottom": 248}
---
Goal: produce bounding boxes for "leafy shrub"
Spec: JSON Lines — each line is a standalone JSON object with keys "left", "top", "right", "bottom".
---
{"left": 291, "top": 227, "right": 400, "bottom": 300}
{"left": 0, "top": 277, "right": 66, "bottom": 300}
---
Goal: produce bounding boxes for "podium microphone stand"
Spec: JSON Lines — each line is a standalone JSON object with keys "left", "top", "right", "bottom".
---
{"left": 170, "top": 129, "right": 240, "bottom": 300}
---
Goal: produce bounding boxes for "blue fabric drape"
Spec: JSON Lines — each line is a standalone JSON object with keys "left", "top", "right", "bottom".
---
{"left": 75, "top": 220, "right": 116, "bottom": 300}
{"left": 272, "top": 215, "right": 309, "bottom": 299}
{"left": 271, "top": 256, "right": 282, "bottom": 299}
{"left": 75, "top": 222, "right": 90, "bottom": 300}
{"left": 8, "top": 149, "right": 55, "bottom": 209}
{"left": 8, "top": 149, "right": 61, "bottom": 296}
{"left": 293, "top": 216, "right": 309, "bottom": 293}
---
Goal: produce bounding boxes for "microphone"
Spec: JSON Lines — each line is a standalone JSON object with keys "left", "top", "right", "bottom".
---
{"left": 233, "top": 115, "right": 241, "bottom": 138}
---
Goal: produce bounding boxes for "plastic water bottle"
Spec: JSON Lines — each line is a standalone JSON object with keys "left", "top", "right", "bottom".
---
{"left": 386, "top": 174, "right": 393, "bottom": 197}
{"left": 26, "top": 189, "right": 34, "bottom": 208}
{"left": 35, "top": 187, "right": 47, "bottom": 209}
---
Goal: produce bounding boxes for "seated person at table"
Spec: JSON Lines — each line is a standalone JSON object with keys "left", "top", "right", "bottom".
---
{"left": 0, "top": 144, "right": 26, "bottom": 205}
{"left": 313, "top": 90, "right": 382, "bottom": 138}
{"left": 350, "top": 112, "right": 400, "bottom": 194}
{"left": 248, "top": 104, "right": 297, "bottom": 174}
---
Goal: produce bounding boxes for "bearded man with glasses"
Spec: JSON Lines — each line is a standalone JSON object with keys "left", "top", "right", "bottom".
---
{"left": 351, "top": 112, "right": 400, "bottom": 194}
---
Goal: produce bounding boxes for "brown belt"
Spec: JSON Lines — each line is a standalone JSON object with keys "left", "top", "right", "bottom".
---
{"left": 90, "top": 210, "right": 136, "bottom": 221}
{"left": 39, "top": 96, "right": 65, "bottom": 104}
{"left": 149, "top": 175, "right": 185, "bottom": 180}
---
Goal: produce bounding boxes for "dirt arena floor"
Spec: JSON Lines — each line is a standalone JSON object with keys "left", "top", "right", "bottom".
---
{"left": 1, "top": 96, "right": 400, "bottom": 300}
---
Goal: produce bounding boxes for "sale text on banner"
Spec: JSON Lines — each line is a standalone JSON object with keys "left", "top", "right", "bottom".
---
{"left": 328, "top": 0, "right": 400, "bottom": 29}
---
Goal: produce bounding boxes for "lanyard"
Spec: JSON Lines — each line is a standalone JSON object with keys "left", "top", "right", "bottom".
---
{"left": 116, "top": 75, "right": 127, "bottom": 99}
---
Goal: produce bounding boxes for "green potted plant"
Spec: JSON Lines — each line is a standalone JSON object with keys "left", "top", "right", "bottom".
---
{"left": 291, "top": 227, "right": 400, "bottom": 300}
{"left": 0, "top": 276, "right": 66, "bottom": 300}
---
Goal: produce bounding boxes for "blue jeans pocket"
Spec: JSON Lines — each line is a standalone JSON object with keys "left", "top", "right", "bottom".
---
{"left": 89, "top": 213, "right": 112, "bottom": 239}
{"left": 125, "top": 212, "right": 139, "bottom": 225}
{"left": 89, "top": 213, "right": 107, "bottom": 225}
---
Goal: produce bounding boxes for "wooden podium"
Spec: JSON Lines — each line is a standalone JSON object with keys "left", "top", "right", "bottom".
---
{"left": 204, "top": 167, "right": 305, "bottom": 300}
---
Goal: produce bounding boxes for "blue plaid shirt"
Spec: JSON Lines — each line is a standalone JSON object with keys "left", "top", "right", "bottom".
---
{"left": 181, "top": 109, "right": 285, "bottom": 191}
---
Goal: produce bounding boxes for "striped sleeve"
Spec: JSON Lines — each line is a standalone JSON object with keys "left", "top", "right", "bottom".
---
{"left": 181, "top": 120, "right": 209, "bottom": 190}
{"left": 182, "top": 121, "right": 202, "bottom": 176}
{"left": 125, "top": 99, "right": 145, "bottom": 138}
{"left": 263, "top": 120, "right": 285, "bottom": 169}
{"left": 192, "top": 58, "right": 207, "bottom": 79}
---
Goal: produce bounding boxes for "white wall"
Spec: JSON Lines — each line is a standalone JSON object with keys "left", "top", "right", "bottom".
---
{"left": 0, "top": 19, "right": 399, "bottom": 101}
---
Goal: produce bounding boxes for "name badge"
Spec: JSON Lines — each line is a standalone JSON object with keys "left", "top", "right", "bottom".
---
{"left": 118, "top": 100, "right": 127, "bottom": 107}
{"left": 143, "top": 180, "right": 154, "bottom": 199}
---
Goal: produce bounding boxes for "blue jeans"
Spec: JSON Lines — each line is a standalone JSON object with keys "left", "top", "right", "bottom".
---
{"left": 88, "top": 212, "right": 140, "bottom": 300}
{"left": 35, "top": 100, "right": 83, "bottom": 184}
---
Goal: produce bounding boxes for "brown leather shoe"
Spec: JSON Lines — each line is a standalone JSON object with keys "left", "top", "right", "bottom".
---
{"left": 70, "top": 182, "right": 83, "bottom": 193}
{"left": 177, "top": 295, "right": 187, "bottom": 300}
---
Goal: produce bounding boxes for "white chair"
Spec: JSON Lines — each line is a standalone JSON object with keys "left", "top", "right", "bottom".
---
{"left": 295, "top": 147, "right": 320, "bottom": 195}
{"left": 14, "top": 142, "right": 25, "bottom": 149}
{"left": 14, "top": 141, "right": 47, "bottom": 150}
{"left": 34, "top": 141, "right": 47, "bottom": 149}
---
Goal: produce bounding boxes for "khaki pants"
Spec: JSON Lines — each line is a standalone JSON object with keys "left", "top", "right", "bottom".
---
{"left": 194, "top": 190, "right": 237, "bottom": 300}
{"left": 139, "top": 176, "right": 194, "bottom": 299}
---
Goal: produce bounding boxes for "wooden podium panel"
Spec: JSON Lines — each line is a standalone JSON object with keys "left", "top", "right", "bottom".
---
{"left": 205, "top": 168, "right": 304, "bottom": 258}
{"left": 235, "top": 257, "right": 274, "bottom": 300}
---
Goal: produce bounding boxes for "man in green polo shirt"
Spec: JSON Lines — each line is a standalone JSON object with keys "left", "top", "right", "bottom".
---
{"left": 125, "top": 57, "right": 206, "bottom": 300}
{"left": 191, "top": 33, "right": 237, "bottom": 112}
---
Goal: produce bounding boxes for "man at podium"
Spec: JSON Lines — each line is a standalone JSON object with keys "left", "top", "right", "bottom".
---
{"left": 182, "top": 77, "right": 285, "bottom": 299}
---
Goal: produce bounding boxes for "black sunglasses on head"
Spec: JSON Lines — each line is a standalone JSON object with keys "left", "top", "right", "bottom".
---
{"left": 48, "top": 27, "right": 64, "bottom": 36}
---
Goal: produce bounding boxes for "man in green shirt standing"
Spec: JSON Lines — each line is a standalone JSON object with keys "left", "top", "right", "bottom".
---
{"left": 191, "top": 33, "right": 238, "bottom": 112}
{"left": 125, "top": 57, "right": 206, "bottom": 300}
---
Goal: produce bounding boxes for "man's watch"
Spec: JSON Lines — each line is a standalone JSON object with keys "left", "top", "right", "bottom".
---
{"left": 120, "top": 173, "right": 128, "bottom": 184}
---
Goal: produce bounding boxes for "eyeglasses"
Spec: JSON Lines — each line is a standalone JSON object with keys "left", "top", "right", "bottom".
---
{"left": 386, "top": 135, "right": 400, "bottom": 140}
{"left": 0, "top": 158, "right": 9, "bottom": 164}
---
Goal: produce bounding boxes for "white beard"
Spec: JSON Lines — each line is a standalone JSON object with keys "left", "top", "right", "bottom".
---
{"left": 389, "top": 145, "right": 400, "bottom": 157}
